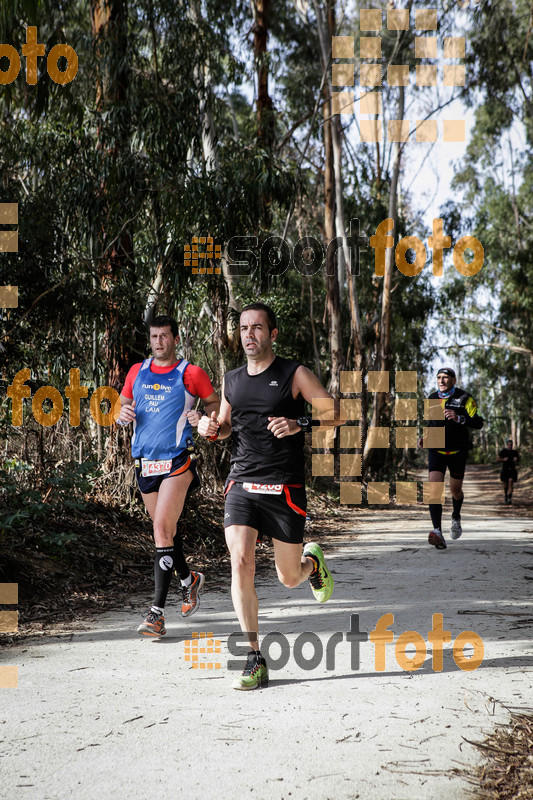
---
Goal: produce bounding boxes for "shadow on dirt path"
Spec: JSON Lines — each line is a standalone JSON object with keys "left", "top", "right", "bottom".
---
{"left": 0, "top": 463, "right": 531, "bottom": 800}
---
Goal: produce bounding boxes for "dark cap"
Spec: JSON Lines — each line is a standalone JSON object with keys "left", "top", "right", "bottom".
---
{"left": 437, "top": 367, "right": 456, "bottom": 379}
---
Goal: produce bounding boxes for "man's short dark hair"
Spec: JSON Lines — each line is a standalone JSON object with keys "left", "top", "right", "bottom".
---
{"left": 149, "top": 315, "right": 179, "bottom": 338}
{"left": 240, "top": 302, "right": 278, "bottom": 333}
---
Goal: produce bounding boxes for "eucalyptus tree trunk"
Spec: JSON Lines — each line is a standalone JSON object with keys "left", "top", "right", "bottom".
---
{"left": 188, "top": 1, "right": 242, "bottom": 370}
{"left": 363, "top": 86, "right": 404, "bottom": 465}
{"left": 314, "top": 0, "right": 346, "bottom": 395}
{"left": 91, "top": 0, "right": 137, "bottom": 392}
{"left": 323, "top": 85, "right": 343, "bottom": 396}
{"left": 91, "top": 0, "right": 143, "bottom": 479}
{"left": 252, "top": 0, "right": 275, "bottom": 155}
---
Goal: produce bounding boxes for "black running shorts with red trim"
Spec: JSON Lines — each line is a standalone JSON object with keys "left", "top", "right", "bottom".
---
{"left": 224, "top": 480, "right": 307, "bottom": 544}
{"left": 428, "top": 449, "right": 467, "bottom": 480}
{"left": 135, "top": 452, "right": 200, "bottom": 495}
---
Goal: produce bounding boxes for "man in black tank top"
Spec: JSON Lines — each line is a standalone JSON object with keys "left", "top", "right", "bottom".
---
{"left": 498, "top": 438, "right": 520, "bottom": 505}
{"left": 418, "top": 367, "right": 484, "bottom": 550}
{"left": 198, "top": 302, "right": 338, "bottom": 690}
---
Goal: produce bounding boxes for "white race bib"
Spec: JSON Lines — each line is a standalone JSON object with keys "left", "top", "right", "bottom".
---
{"left": 242, "top": 482, "right": 283, "bottom": 495}
{"left": 141, "top": 458, "right": 172, "bottom": 477}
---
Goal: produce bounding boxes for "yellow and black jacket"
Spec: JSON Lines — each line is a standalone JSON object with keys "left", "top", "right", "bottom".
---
{"left": 427, "top": 387, "right": 484, "bottom": 452}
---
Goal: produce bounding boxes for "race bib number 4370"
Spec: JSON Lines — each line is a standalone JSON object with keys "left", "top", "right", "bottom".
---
{"left": 141, "top": 458, "right": 172, "bottom": 477}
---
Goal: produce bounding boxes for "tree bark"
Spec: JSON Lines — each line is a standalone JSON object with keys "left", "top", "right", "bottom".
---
{"left": 91, "top": 0, "right": 138, "bottom": 392}
{"left": 314, "top": 0, "right": 343, "bottom": 395}
{"left": 323, "top": 83, "right": 343, "bottom": 396}
{"left": 252, "top": 0, "right": 275, "bottom": 237}
{"left": 363, "top": 86, "right": 404, "bottom": 464}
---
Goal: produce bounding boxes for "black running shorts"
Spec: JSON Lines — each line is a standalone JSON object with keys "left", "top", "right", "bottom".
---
{"left": 135, "top": 452, "right": 200, "bottom": 495}
{"left": 224, "top": 481, "right": 307, "bottom": 544}
{"left": 500, "top": 468, "right": 518, "bottom": 483}
{"left": 428, "top": 450, "right": 467, "bottom": 480}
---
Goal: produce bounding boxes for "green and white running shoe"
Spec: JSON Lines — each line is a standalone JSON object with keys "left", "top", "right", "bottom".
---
{"left": 303, "top": 542, "right": 334, "bottom": 603}
{"left": 232, "top": 651, "right": 269, "bottom": 690}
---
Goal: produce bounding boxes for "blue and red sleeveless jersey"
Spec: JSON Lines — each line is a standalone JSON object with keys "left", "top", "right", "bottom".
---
{"left": 130, "top": 358, "right": 195, "bottom": 460}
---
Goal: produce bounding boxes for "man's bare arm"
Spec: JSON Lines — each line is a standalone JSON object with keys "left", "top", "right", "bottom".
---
{"left": 293, "top": 366, "right": 344, "bottom": 426}
{"left": 267, "top": 366, "right": 344, "bottom": 439}
{"left": 198, "top": 378, "right": 232, "bottom": 439}
{"left": 187, "top": 391, "right": 220, "bottom": 427}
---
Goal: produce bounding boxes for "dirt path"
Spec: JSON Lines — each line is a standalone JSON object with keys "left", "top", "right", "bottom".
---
{"left": 1, "top": 465, "right": 532, "bottom": 800}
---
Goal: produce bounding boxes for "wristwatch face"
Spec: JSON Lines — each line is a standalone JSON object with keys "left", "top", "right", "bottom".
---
{"left": 296, "top": 417, "right": 310, "bottom": 430}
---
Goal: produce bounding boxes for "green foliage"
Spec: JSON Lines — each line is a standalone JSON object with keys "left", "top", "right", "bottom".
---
{"left": 438, "top": 0, "right": 533, "bottom": 456}
{"left": 0, "top": 458, "right": 96, "bottom": 554}
{"left": 0, "top": 0, "right": 486, "bottom": 501}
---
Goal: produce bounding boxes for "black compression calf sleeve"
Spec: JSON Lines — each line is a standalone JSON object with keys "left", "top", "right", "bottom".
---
{"left": 429, "top": 504, "right": 442, "bottom": 530}
{"left": 173, "top": 530, "right": 190, "bottom": 581}
{"left": 154, "top": 546, "right": 174, "bottom": 608}
{"left": 452, "top": 495, "right": 463, "bottom": 519}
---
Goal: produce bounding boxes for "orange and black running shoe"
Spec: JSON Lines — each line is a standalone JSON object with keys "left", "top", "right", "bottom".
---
{"left": 137, "top": 609, "right": 166, "bottom": 637}
{"left": 181, "top": 571, "right": 205, "bottom": 617}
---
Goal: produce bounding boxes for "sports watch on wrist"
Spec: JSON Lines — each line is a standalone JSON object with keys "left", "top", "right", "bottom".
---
{"left": 296, "top": 416, "right": 319, "bottom": 432}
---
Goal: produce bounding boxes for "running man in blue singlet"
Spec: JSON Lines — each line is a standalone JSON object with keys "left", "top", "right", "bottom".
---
{"left": 117, "top": 315, "right": 220, "bottom": 637}
{"left": 198, "top": 303, "right": 340, "bottom": 689}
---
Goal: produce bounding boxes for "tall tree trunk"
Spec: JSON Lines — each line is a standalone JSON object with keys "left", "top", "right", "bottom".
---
{"left": 363, "top": 85, "right": 405, "bottom": 464}
{"left": 323, "top": 84, "right": 343, "bottom": 396}
{"left": 189, "top": 2, "right": 241, "bottom": 365}
{"left": 253, "top": 0, "right": 274, "bottom": 234}
{"left": 252, "top": 0, "right": 276, "bottom": 296}
{"left": 314, "top": 0, "right": 343, "bottom": 395}
{"left": 91, "top": 0, "right": 138, "bottom": 392}
{"left": 253, "top": 0, "right": 274, "bottom": 154}
{"left": 315, "top": 0, "right": 362, "bottom": 384}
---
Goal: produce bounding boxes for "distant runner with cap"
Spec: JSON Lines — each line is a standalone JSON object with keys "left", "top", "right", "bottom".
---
{"left": 419, "top": 368, "right": 484, "bottom": 550}
{"left": 498, "top": 438, "right": 520, "bottom": 505}
{"left": 117, "top": 315, "right": 220, "bottom": 636}
{"left": 198, "top": 302, "right": 339, "bottom": 690}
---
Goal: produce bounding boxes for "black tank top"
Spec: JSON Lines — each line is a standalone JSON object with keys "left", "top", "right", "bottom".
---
{"left": 224, "top": 356, "right": 306, "bottom": 483}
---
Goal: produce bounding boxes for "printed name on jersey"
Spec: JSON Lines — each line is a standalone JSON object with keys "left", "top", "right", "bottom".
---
{"left": 141, "top": 458, "right": 172, "bottom": 477}
{"left": 243, "top": 482, "right": 283, "bottom": 494}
